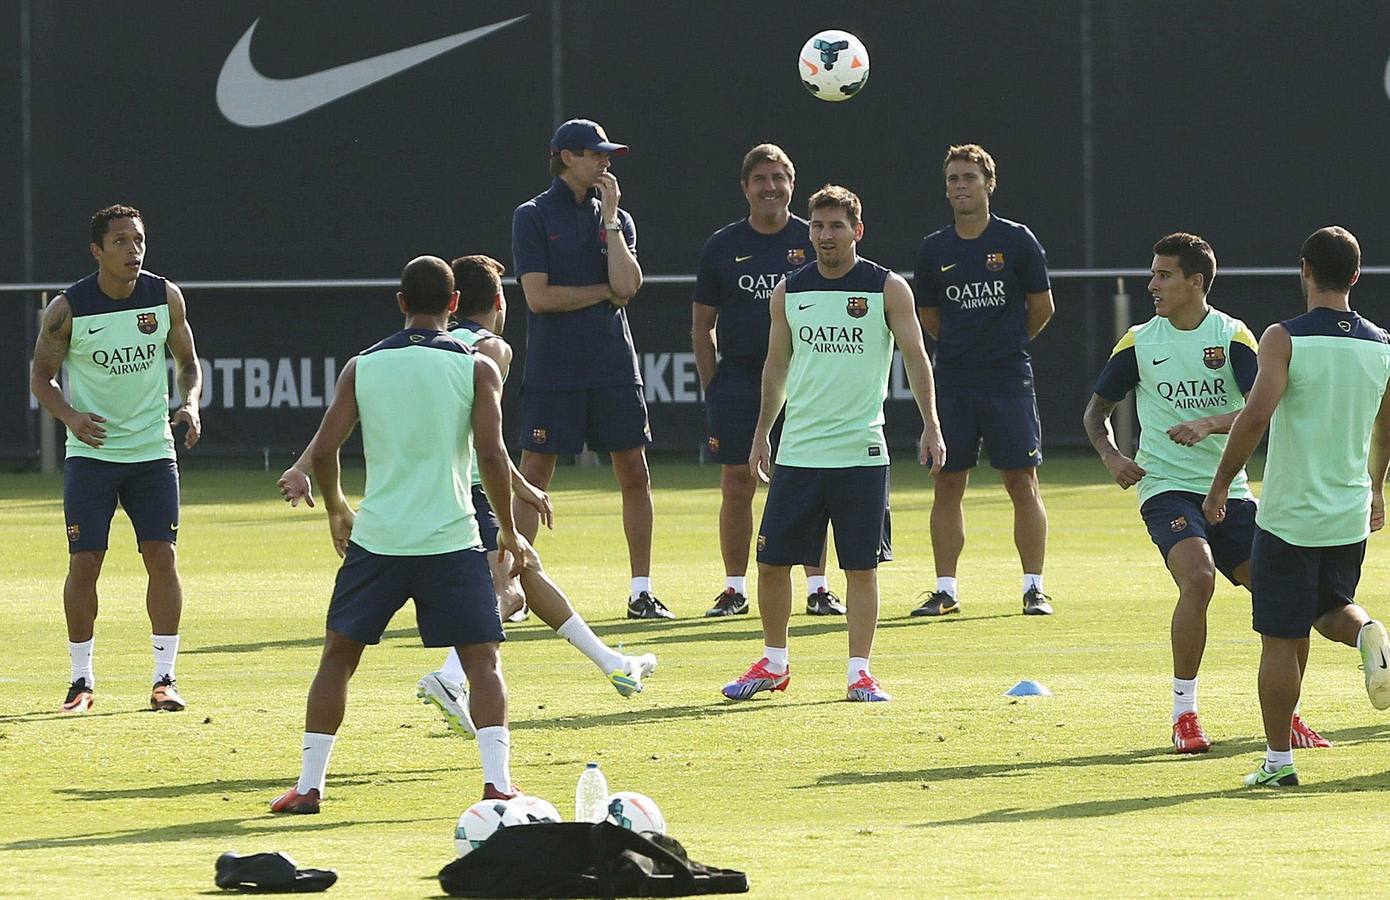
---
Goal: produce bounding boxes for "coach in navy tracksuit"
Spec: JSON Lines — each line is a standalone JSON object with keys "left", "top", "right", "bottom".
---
{"left": 511, "top": 119, "right": 672, "bottom": 621}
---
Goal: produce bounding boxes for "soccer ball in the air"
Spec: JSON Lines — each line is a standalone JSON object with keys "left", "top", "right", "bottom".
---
{"left": 510, "top": 794, "right": 562, "bottom": 824}
{"left": 605, "top": 791, "right": 667, "bottom": 835}
{"left": 798, "top": 30, "right": 870, "bottom": 102}
{"left": 454, "top": 799, "right": 526, "bottom": 857}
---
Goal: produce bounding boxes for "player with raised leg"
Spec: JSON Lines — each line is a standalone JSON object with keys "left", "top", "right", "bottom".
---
{"left": 721, "top": 185, "right": 945, "bottom": 703}
{"left": 271, "top": 257, "right": 529, "bottom": 813}
{"left": 1203, "top": 227, "right": 1390, "bottom": 787}
{"left": 692, "top": 143, "right": 842, "bottom": 618}
{"left": 30, "top": 204, "right": 202, "bottom": 714}
{"left": 1085, "top": 232, "right": 1330, "bottom": 753}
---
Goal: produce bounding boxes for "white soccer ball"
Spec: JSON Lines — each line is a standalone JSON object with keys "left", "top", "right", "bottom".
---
{"left": 604, "top": 791, "right": 666, "bottom": 835}
{"left": 798, "top": 30, "right": 870, "bottom": 102}
{"left": 454, "top": 798, "right": 526, "bottom": 857}
{"left": 510, "top": 794, "right": 562, "bottom": 824}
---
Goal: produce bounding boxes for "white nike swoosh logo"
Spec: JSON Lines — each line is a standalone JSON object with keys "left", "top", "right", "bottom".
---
{"left": 217, "top": 16, "right": 528, "bottom": 127}
{"left": 940, "top": 263, "right": 957, "bottom": 272}
{"left": 736, "top": 255, "right": 753, "bottom": 262}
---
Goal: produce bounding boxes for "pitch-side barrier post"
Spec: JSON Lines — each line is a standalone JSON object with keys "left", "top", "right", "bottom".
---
{"left": 1111, "top": 278, "right": 1134, "bottom": 454}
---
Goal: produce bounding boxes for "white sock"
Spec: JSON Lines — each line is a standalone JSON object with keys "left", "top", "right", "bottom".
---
{"left": 69, "top": 638, "right": 94, "bottom": 687}
{"left": 557, "top": 615, "right": 626, "bottom": 674}
{"left": 630, "top": 577, "right": 652, "bottom": 601}
{"left": 763, "top": 646, "right": 788, "bottom": 673}
{"left": 477, "top": 725, "right": 512, "bottom": 793}
{"left": 152, "top": 634, "right": 179, "bottom": 683}
{"left": 1172, "top": 677, "right": 1197, "bottom": 721}
{"left": 1023, "top": 574, "right": 1044, "bottom": 594}
{"left": 936, "top": 577, "right": 958, "bottom": 598}
{"left": 296, "top": 732, "right": 336, "bottom": 796}
{"left": 438, "top": 649, "right": 466, "bottom": 684}
{"left": 1265, "top": 745, "right": 1293, "bottom": 771}
{"left": 725, "top": 576, "right": 747, "bottom": 595}
{"left": 806, "top": 575, "right": 829, "bottom": 595}
{"left": 848, "top": 656, "right": 871, "bottom": 684}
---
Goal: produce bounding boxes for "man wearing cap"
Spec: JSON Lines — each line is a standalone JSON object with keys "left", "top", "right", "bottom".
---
{"left": 511, "top": 119, "right": 671, "bottom": 620}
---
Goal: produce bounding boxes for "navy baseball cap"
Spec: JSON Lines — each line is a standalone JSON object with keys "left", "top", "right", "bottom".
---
{"left": 549, "top": 119, "right": 629, "bottom": 157}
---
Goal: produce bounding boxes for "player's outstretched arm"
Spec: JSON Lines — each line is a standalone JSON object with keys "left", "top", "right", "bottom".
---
{"left": 885, "top": 273, "right": 945, "bottom": 473}
{"left": 1205, "top": 324, "right": 1290, "bottom": 523}
{"left": 308, "top": 358, "right": 360, "bottom": 557}
{"left": 165, "top": 282, "right": 202, "bottom": 449}
{"left": 1083, "top": 394, "right": 1146, "bottom": 489}
{"left": 751, "top": 281, "right": 791, "bottom": 483}
{"left": 1367, "top": 377, "right": 1390, "bottom": 532}
{"left": 29, "top": 295, "right": 108, "bottom": 447}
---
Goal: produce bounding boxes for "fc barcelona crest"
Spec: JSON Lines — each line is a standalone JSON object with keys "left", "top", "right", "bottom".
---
{"left": 985, "top": 252, "right": 1005, "bottom": 272}
{"left": 1202, "top": 346, "right": 1226, "bottom": 370}
{"left": 137, "top": 311, "right": 159, "bottom": 335}
{"left": 846, "top": 296, "right": 869, "bottom": 318}
{"left": 707, "top": 436, "right": 720, "bottom": 453}
{"left": 1170, "top": 516, "right": 1188, "bottom": 533}
{"left": 787, "top": 248, "right": 806, "bottom": 266}
{"left": 531, "top": 428, "right": 547, "bottom": 445}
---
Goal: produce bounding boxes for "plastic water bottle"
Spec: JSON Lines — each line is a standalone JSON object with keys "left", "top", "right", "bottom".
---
{"left": 575, "top": 762, "right": 609, "bottom": 823}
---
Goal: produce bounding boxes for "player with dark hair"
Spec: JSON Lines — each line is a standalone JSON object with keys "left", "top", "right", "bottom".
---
{"left": 912, "top": 144, "right": 1057, "bottom": 619}
{"left": 30, "top": 204, "right": 202, "bottom": 714}
{"left": 271, "top": 256, "right": 529, "bottom": 813}
{"left": 693, "top": 143, "right": 842, "bottom": 619}
{"left": 512, "top": 119, "right": 670, "bottom": 620}
{"left": 721, "top": 185, "right": 946, "bottom": 703}
{"left": 1204, "top": 226, "right": 1390, "bottom": 787}
{"left": 1085, "top": 232, "right": 1331, "bottom": 753}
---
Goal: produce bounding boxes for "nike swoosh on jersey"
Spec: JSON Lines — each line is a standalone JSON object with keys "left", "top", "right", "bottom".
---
{"left": 735, "top": 255, "right": 753, "bottom": 262}
{"left": 88, "top": 326, "right": 105, "bottom": 335}
{"left": 797, "top": 304, "right": 816, "bottom": 310}
{"left": 1152, "top": 357, "right": 1171, "bottom": 365}
{"left": 217, "top": 16, "right": 528, "bottom": 127}
{"left": 940, "top": 263, "right": 957, "bottom": 272}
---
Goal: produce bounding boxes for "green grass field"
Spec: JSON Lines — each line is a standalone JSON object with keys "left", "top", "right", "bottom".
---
{"left": 3, "top": 454, "right": 1389, "bottom": 897}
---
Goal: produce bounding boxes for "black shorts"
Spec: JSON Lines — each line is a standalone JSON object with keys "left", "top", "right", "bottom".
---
{"left": 471, "top": 484, "right": 500, "bottom": 553}
{"left": 1250, "top": 526, "right": 1364, "bottom": 639}
{"left": 1140, "top": 491, "right": 1256, "bottom": 585}
{"left": 756, "top": 465, "right": 892, "bottom": 571}
{"left": 520, "top": 385, "right": 651, "bottom": 455}
{"left": 704, "top": 362, "right": 782, "bottom": 465}
{"left": 63, "top": 456, "right": 179, "bottom": 553}
{"left": 326, "top": 542, "right": 502, "bottom": 647}
{"left": 937, "top": 393, "right": 1042, "bottom": 472}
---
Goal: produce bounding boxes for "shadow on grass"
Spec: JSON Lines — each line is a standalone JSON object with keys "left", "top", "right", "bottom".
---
{"left": 914, "top": 766, "right": 1390, "bottom": 829}
{"left": 0, "top": 708, "right": 150, "bottom": 724}
{"left": 52, "top": 767, "right": 453, "bottom": 802}
{"left": 510, "top": 696, "right": 844, "bottom": 734}
{"left": 1, "top": 814, "right": 424, "bottom": 852}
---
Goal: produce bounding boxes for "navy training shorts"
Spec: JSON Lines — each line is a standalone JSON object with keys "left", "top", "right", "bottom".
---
{"left": 471, "top": 483, "right": 500, "bottom": 553}
{"left": 326, "top": 542, "right": 503, "bottom": 647}
{"left": 1250, "top": 526, "right": 1363, "bottom": 639}
{"left": 756, "top": 464, "right": 892, "bottom": 571}
{"left": 704, "top": 361, "right": 783, "bottom": 465}
{"left": 63, "top": 456, "right": 179, "bottom": 553}
{"left": 937, "top": 393, "right": 1042, "bottom": 472}
{"left": 1140, "top": 491, "right": 1256, "bottom": 585}
{"left": 520, "top": 385, "right": 651, "bottom": 455}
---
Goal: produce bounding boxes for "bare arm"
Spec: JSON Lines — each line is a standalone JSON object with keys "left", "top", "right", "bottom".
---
{"left": 1204, "top": 325, "right": 1291, "bottom": 521}
{"left": 308, "top": 358, "right": 361, "bottom": 557}
{"left": 30, "top": 295, "right": 113, "bottom": 448}
{"left": 692, "top": 302, "right": 719, "bottom": 391}
{"left": 596, "top": 173, "right": 642, "bottom": 300}
{"left": 917, "top": 306, "right": 941, "bottom": 341}
{"left": 1368, "top": 377, "right": 1390, "bottom": 532}
{"left": 1025, "top": 289, "right": 1055, "bottom": 340}
{"left": 518, "top": 273, "right": 613, "bottom": 314}
{"left": 1166, "top": 410, "right": 1240, "bottom": 446}
{"left": 165, "top": 282, "right": 202, "bottom": 448}
{"left": 472, "top": 337, "right": 552, "bottom": 528}
{"left": 472, "top": 355, "right": 540, "bottom": 574}
{"left": 750, "top": 282, "right": 791, "bottom": 483}
{"left": 884, "top": 273, "right": 945, "bottom": 472}
{"left": 1083, "top": 393, "right": 1147, "bottom": 489}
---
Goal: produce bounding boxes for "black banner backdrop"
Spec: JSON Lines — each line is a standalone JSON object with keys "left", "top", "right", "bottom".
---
{"left": 7, "top": 2, "right": 1390, "bottom": 459}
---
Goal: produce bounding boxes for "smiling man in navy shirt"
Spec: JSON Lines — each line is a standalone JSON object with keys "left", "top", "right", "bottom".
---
{"left": 511, "top": 119, "right": 671, "bottom": 620}
{"left": 912, "top": 144, "right": 1057, "bottom": 619}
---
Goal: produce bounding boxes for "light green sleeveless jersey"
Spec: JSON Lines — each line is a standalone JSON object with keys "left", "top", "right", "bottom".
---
{"left": 776, "top": 259, "right": 895, "bottom": 468}
{"left": 1105, "top": 309, "right": 1258, "bottom": 505}
{"left": 450, "top": 322, "right": 500, "bottom": 488}
{"left": 63, "top": 271, "right": 175, "bottom": 462}
{"left": 1258, "top": 308, "right": 1390, "bottom": 546}
{"left": 350, "top": 330, "right": 482, "bottom": 555}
